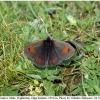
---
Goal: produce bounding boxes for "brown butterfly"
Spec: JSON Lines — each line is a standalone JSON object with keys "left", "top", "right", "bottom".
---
{"left": 24, "top": 37, "right": 75, "bottom": 67}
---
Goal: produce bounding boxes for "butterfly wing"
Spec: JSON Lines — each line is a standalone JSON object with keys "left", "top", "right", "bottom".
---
{"left": 48, "top": 45, "right": 62, "bottom": 66}
{"left": 33, "top": 46, "right": 46, "bottom": 67}
{"left": 52, "top": 39, "right": 75, "bottom": 61}
{"left": 24, "top": 40, "right": 46, "bottom": 67}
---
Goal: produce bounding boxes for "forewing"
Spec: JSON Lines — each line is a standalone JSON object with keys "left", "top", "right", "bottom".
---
{"left": 24, "top": 40, "right": 43, "bottom": 59}
{"left": 53, "top": 40, "right": 75, "bottom": 60}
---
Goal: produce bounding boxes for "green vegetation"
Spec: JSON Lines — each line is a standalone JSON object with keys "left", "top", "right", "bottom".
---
{"left": 0, "top": 1, "right": 100, "bottom": 96}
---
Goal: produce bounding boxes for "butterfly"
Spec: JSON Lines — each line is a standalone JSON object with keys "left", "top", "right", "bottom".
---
{"left": 24, "top": 37, "right": 75, "bottom": 67}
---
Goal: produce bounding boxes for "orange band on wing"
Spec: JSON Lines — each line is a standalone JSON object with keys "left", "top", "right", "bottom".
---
{"left": 61, "top": 46, "right": 70, "bottom": 54}
{"left": 28, "top": 45, "right": 36, "bottom": 53}
{"left": 50, "top": 58, "right": 57, "bottom": 64}
{"left": 36, "top": 57, "right": 44, "bottom": 64}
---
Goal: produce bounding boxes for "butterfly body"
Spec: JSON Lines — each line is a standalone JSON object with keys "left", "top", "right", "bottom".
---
{"left": 24, "top": 37, "right": 75, "bottom": 67}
